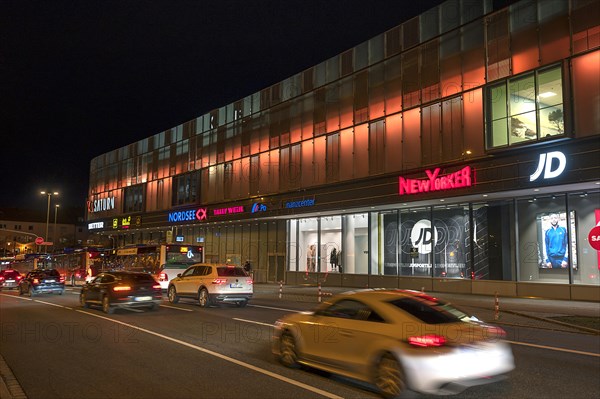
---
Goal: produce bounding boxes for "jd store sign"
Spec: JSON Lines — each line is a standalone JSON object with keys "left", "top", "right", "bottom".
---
{"left": 529, "top": 151, "right": 567, "bottom": 182}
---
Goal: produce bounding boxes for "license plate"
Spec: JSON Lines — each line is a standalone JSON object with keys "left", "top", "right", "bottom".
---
{"left": 6, "top": 280, "right": 14, "bottom": 283}
{"left": 45, "top": 279, "right": 55, "bottom": 283}
{"left": 135, "top": 296, "right": 152, "bottom": 301}
{"left": 230, "top": 283, "right": 242, "bottom": 288}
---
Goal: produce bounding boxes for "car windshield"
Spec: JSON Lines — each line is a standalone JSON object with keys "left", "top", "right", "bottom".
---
{"left": 216, "top": 267, "right": 247, "bottom": 277}
{"left": 388, "top": 296, "right": 469, "bottom": 324}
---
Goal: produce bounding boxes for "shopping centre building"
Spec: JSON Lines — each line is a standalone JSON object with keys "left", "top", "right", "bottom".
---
{"left": 85, "top": 0, "right": 600, "bottom": 300}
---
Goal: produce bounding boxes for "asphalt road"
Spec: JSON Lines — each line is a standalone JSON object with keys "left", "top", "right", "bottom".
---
{"left": 1, "top": 287, "right": 599, "bottom": 399}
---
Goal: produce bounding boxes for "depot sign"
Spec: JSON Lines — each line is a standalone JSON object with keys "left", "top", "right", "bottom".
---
{"left": 399, "top": 166, "right": 473, "bottom": 196}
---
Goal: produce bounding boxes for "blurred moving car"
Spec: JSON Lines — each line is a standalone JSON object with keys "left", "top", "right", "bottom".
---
{"left": 66, "top": 267, "right": 88, "bottom": 286}
{"left": 18, "top": 269, "right": 65, "bottom": 296}
{"left": 80, "top": 271, "right": 162, "bottom": 314}
{"left": 0, "top": 269, "right": 23, "bottom": 289}
{"left": 157, "top": 262, "right": 195, "bottom": 290}
{"left": 167, "top": 264, "right": 253, "bottom": 307}
{"left": 272, "top": 289, "right": 514, "bottom": 398}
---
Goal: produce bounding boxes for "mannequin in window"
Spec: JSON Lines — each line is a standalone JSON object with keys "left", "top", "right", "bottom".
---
{"left": 307, "top": 244, "right": 316, "bottom": 272}
{"left": 330, "top": 248, "right": 338, "bottom": 271}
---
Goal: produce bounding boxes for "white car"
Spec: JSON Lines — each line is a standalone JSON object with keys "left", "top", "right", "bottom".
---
{"left": 167, "top": 263, "right": 253, "bottom": 307}
{"left": 157, "top": 262, "right": 195, "bottom": 290}
{"left": 272, "top": 289, "right": 514, "bottom": 398}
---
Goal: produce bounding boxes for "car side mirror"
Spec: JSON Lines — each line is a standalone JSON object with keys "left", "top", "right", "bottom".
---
{"left": 177, "top": 273, "right": 182, "bottom": 277}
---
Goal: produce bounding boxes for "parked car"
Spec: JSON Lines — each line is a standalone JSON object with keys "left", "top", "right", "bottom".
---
{"left": 157, "top": 262, "right": 195, "bottom": 290}
{"left": 0, "top": 269, "right": 23, "bottom": 289}
{"left": 167, "top": 264, "right": 253, "bottom": 307}
{"left": 80, "top": 271, "right": 162, "bottom": 314}
{"left": 272, "top": 289, "right": 514, "bottom": 398}
{"left": 18, "top": 269, "right": 65, "bottom": 296}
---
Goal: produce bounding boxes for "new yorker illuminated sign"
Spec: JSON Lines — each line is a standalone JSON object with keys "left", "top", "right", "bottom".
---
{"left": 399, "top": 166, "right": 473, "bottom": 195}
{"left": 168, "top": 208, "right": 207, "bottom": 222}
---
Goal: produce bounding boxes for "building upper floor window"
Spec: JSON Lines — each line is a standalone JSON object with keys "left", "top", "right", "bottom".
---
{"left": 486, "top": 65, "right": 564, "bottom": 149}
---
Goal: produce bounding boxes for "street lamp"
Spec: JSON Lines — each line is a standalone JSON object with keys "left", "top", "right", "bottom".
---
{"left": 53, "top": 204, "right": 60, "bottom": 253}
{"left": 41, "top": 191, "right": 58, "bottom": 253}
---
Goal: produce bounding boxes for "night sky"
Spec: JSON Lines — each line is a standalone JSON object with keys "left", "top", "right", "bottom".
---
{"left": 1, "top": 0, "right": 446, "bottom": 210}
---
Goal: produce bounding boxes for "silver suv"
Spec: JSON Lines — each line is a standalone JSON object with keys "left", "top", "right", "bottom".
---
{"left": 167, "top": 264, "right": 253, "bottom": 307}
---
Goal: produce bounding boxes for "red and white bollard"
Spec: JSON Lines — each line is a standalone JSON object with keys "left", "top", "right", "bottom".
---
{"left": 494, "top": 292, "right": 500, "bottom": 320}
{"left": 279, "top": 281, "right": 283, "bottom": 299}
{"left": 318, "top": 282, "right": 322, "bottom": 303}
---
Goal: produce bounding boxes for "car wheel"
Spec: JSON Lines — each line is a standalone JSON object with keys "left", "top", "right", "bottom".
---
{"left": 374, "top": 353, "right": 407, "bottom": 399}
{"left": 279, "top": 331, "right": 300, "bottom": 368}
{"left": 71, "top": 276, "right": 75, "bottom": 286}
{"left": 236, "top": 300, "right": 248, "bottom": 308}
{"left": 18, "top": 286, "right": 24, "bottom": 295}
{"left": 198, "top": 288, "right": 210, "bottom": 308}
{"left": 102, "top": 295, "right": 114, "bottom": 314}
{"left": 168, "top": 285, "right": 179, "bottom": 304}
{"left": 28, "top": 286, "right": 35, "bottom": 297}
{"left": 80, "top": 292, "right": 89, "bottom": 308}
{"left": 58, "top": 290, "right": 64, "bottom": 295}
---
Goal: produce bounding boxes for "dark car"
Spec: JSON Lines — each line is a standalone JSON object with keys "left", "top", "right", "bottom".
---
{"left": 18, "top": 269, "right": 65, "bottom": 296}
{"left": 80, "top": 271, "right": 162, "bottom": 314}
{"left": 0, "top": 269, "right": 23, "bottom": 289}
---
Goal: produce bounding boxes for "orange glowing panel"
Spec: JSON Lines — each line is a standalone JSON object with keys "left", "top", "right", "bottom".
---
{"left": 385, "top": 113, "right": 403, "bottom": 173}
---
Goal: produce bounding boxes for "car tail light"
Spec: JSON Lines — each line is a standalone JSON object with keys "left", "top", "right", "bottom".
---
{"left": 246, "top": 278, "right": 253, "bottom": 285}
{"left": 152, "top": 284, "right": 161, "bottom": 290}
{"left": 113, "top": 286, "right": 132, "bottom": 292}
{"left": 33, "top": 278, "right": 40, "bottom": 284}
{"left": 0, "top": 277, "right": 4, "bottom": 282}
{"left": 159, "top": 272, "right": 167, "bottom": 281}
{"left": 408, "top": 334, "right": 447, "bottom": 347}
{"left": 212, "top": 278, "right": 227, "bottom": 284}
{"left": 16, "top": 275, "right": 22, "bottom": 280}
{"left": 59, "top": 276, "right": 65, "bottom": 283}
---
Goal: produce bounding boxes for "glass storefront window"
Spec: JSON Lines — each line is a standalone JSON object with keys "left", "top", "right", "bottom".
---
{"left": 342, "top": 213, "right": 368, "bottom": 274}
{"left": 297, "top": 218, "right": 318, "bottom": 272}
{"left": 320, "top": 216, "right": 341, "bottom": 273}
{"left": 399, "top": 208, "right": 433, "bottom": 277}
{"left": 569, "top": 191, "right": 600, "bottom": 286}
{"left": 517, "top": 195, "right": 571, "bottom": 283}
{"left": 432, "top": 204, "right": 470, "bottom": 278}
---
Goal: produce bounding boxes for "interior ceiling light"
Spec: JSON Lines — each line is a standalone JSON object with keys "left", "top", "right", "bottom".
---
{"left": 538, "top": 91, "right": 556, "bottom": 98}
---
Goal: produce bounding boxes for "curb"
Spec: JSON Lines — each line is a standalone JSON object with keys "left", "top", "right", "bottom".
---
{"left": 0, "top": 354, "right": 27, "bottom": 399}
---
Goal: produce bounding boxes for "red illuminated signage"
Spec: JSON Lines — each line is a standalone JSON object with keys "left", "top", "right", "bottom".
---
{"left": 399, "top": 166, "right": 473, "bottom": 195}
{"left": 213, "top": 206, "right": 244, "bottom": 216}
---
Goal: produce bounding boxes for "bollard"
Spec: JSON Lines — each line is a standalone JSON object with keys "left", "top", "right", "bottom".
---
{"left": 318, "top": 282, "right": 322, "bottom": 303}
{"left": 494, "top": 291, "right": 500, "bottom": 320}
{"left": 279, "top": 281, "right": 283, "bottom": 299}
{"left": 421, "top": 286, "right": 425, "bottom": 293}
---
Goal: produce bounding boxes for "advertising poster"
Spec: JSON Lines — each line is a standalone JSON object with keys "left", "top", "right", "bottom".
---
{"left": 537, "top": 211, "right": 577, "bottom": 269}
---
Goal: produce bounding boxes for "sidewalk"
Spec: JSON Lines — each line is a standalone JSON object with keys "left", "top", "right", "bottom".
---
{"left": 253, "top": 283, "right": 600, "bottom": 334}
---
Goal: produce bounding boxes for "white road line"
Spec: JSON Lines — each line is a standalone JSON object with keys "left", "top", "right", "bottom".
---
{"left": 233, "top": 318, "right": 275, "bottom": 327}
{"left": 159, "top": 304, "right": 194, "bottom": 312}
{"left": 33, "top": 299, "right": 72, "bottom": 310}
{"left": 506, "top": 340, "right": 600, "bottom": 357}
{"left": 75, "top": 309, "right": 343, "bottom": 399}
{"left": 249, "top": 304, "right": 302, "bottom": 312}
{"left": 0, "top": 293, "right": 31, "bottom": 301}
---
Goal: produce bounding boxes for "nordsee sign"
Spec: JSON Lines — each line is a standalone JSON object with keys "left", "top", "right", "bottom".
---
{"left": 168, "top": 208, "right": 207, "bottom": 222}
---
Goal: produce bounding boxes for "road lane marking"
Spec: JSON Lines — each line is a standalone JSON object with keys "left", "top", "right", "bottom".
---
{"left": 34, "top": 299, "right": 72, "bottom": 310}
{"left": 0, "top": 294, "right": 32, "bottom": 301}
{"left": 506, "top": 340, "right": 600, "bottom": 357}
{"left": 249, "top": 304, "right": 302, "bottom": 312}
{"left": 74, "top": 309, "right": 343, "bottom": 399}
{"left": 233, "top": 317, "right": 275, "bottom": 327}
{"left": 160, "top": 304, "right": 194, "bottom": 312}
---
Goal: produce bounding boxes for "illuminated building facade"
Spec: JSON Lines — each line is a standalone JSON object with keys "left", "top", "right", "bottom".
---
{"left": 86, "top": 0, "right": 600, "bottom": 300}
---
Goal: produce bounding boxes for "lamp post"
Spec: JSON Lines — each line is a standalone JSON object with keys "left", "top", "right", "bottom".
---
{"left": 53, "top": 204, "right": 60, "bottom": 253}
{"left": 41, "top": 191, "right": 58, "bottom": 253}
